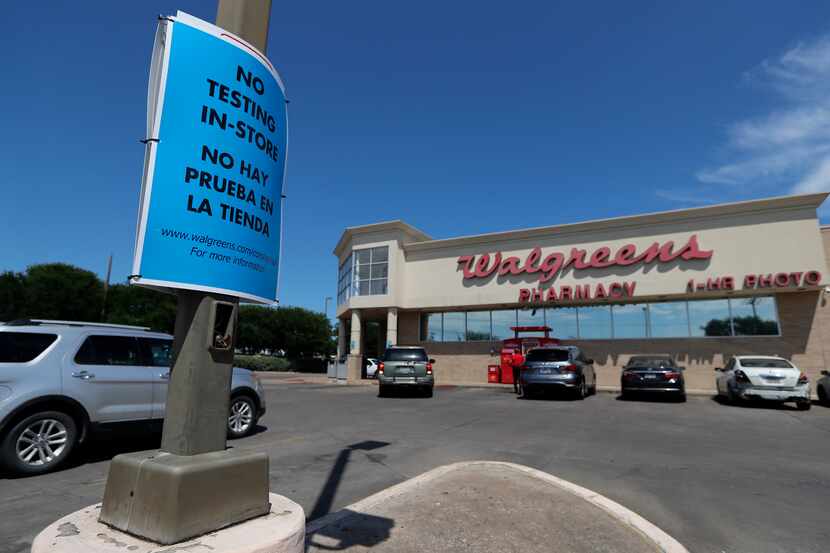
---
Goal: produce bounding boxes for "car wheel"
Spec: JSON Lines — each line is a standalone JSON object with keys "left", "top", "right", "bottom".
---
{"left": 677, "top": 393, "right": 687, "bottom": 403}
{"left": 424, "top": 387, "right": 434, "bottom": 398}
{"left": 228, "top": 395, "right": 257, "bottom": 439}
{"left": 796, "top": 400, "right": 811, "bottom": 411}
{"left": 818, "top": 386, "right": 828, "bottom": 406}
{"left": 575, "top": 378, "right": 587, "bottom": 400}
{"left": 726, "top": 384, "right": 738, "bottom": 405}
{"left": 1, "top": 411, "right": 78, "bottom": 475}
{"left": 378, "top": 385, "right": 387, "bottom": 398}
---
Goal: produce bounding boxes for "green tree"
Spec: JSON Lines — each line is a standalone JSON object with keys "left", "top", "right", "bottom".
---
{"left": 0, "top": 271, "right": 26, "bottom": 322}
{"left": 237, "top": 305, "right": 334, "bottom": 356}
{"left": 24, "top": 263, "right": 104, "bottom": 322}
{"left": 105, "top": 284, "right": 177, "bottom": 333}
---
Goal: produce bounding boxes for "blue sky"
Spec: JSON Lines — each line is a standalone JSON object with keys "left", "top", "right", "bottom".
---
{"left": 3, "top": 1, "right": 830, "bottom": 317}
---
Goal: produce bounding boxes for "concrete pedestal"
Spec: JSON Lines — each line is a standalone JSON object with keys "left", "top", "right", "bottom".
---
{"left": 99, "top": 449, "right": 270, "bottom": 544}
{"left": 31, "top": 493, "right": 304, "bottom": 553}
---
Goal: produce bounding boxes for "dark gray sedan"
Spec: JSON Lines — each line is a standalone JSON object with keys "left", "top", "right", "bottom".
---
{"left": 620, "top": 356, "right": 686, "bottom": 401}
{"left": 518, "top": 346, "right": 596, "bottom": 399}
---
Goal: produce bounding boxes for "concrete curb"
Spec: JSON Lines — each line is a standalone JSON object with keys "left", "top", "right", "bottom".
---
{"left": 306, "top": 461, "right": 689, "bottom": 553}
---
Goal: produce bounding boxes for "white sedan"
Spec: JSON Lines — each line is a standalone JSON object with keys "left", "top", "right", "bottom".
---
{"left": 366, "top": 358, "right": 380, "bottom": 378}
{"left": 715, "top": 356, "right": 811, "bottom": 410}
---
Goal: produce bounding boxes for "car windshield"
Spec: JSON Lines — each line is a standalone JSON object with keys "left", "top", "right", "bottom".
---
{"left": 384, "top": 348, "right": 428, "bottom": 362}
{"left": 626, "top": 357, "right": 675, "bottom": 368}
{"left": 0, "top": 332, "right": 58, "bottom": 363}
{"left": 525, "top": 349, "right": 570, "bottom": 362}
{"left": 740, "top": 358, "right": 793, "bottom": 369}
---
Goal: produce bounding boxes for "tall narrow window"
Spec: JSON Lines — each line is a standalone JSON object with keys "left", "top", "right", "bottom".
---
{"left": 337, "top": 253, "right": 353, "bottom": 305}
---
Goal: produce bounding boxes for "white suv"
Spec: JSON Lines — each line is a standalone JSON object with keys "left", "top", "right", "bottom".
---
{"left": 0, "top": 320, "right": 266, "bottom": 475}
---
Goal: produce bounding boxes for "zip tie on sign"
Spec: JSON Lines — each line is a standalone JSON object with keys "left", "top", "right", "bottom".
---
{"left": 139, "top": 138, "right": 160, "bottom": 145}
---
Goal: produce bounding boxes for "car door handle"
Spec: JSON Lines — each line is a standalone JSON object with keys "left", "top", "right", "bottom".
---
{"left": 159, "top": 372, "right": 170, "bottom": 380}
{"left": 71, "top": 371, "right": 95, "bottom": 380}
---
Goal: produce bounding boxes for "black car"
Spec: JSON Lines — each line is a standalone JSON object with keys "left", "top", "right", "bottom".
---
{"left": 620, "top": 356, "right": 686, "bottom": 401}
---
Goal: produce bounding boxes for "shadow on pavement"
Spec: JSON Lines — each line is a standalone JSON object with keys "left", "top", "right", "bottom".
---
{"left": 306, "top": 440, "right": 394, "bottom": 550}
{"left": 616, "top": 393, "right": 686, "bottom": 403}
{"left": 306, "top": 509, "right": 395, "bottom": 551}
{"left": 308, "top": 440, "right": 390, "bottom": 521}
{"left": 709, "top": 395, "right": 804, "bottom": 411}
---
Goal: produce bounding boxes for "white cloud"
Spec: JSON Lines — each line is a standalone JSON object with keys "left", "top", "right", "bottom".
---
{"left": 793, "top": 157, "right": 830, "bottom": 194}
{"left": 665, "top": 32, "right": 830, "bottom": 206}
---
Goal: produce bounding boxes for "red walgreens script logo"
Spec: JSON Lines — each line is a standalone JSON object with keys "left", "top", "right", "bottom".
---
{"left": 457, "top": 235, "right": 712, "bottom": 284}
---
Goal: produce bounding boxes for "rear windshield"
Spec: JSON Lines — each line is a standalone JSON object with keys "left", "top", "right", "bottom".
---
{"left": 740, "top": 358, "right": 793, "bottom": 369}
{"left": 0, "top": 332, "right": 58, "bottom": 363}
{"left": 626, "top": 357, "right": 675, "bottom": 368}
{"left": 525, "top": 349, "right": 570, "bottom": 363}
{"left": 383, "top": 348, "right": 428, "bottom": 362}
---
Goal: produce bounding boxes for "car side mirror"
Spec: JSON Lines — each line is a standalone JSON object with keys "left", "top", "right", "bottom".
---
{"left": 429, "top": 358, "right": 436, "bottom": 364}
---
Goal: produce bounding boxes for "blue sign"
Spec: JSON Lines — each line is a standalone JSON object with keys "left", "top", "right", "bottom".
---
{"left": 132, "top": 12, "right": 287, "bottom": 303}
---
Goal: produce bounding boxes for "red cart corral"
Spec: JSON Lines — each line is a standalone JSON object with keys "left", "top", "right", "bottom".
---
{"left": 490, "top": 326, "right": 560, "bottom": 384}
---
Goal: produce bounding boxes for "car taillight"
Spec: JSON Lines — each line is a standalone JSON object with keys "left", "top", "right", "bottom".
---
{"left": 378, "top": 362, "right": 384, "bottom": 375}
{"left": 426, "top": 362, "right": 433, "bottom": 375}
{"left": 623, "top": 371, "right": 638, "bottom": 380}
{"left": 735, "top": 370, "right": 750, "bottom": 384}
{"left": 665, "top": 371, "right": 681, "bottom": 380}
{"left": 798, "top": 372, "right": 808, "bottom": 385}
{"left": 561, "top": 364, "right": 578, "bottom": 373}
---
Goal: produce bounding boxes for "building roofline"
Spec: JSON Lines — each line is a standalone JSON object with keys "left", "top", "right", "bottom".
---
{"left": 333, "top": 220, "right": 431, "bottom": 257}
{"left": 403, "top": 192, "right": 829, "bottom": 252}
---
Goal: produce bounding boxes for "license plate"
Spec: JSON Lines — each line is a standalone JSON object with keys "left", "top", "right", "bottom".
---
{"left": 644, "top": 374, "right": 658, "bottom": 380}
{"left": 539, "top": 368, "right": 552, "bottom": 375}
{"left": 399, "top": 367, "right": 413, "bottom": 375}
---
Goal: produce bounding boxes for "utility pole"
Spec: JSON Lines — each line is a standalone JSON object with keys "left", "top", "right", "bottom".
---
{"left": 100, "top": 254, "right": 112, "bottom": 321}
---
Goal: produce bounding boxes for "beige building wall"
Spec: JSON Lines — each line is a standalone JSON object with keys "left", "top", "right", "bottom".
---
{"left": 337, "top": 195, "right": 830, "bottom": 391}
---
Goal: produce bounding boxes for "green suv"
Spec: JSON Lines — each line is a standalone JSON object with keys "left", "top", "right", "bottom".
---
{"left": 377, "top": 346, "right": 435, "bottom": 398}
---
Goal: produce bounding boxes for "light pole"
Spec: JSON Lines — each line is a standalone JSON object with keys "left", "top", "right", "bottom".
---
{"left": 324, "top": 296, "right": 333, "bottom": 318}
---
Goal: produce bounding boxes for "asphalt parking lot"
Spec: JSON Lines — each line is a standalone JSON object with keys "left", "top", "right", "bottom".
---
{"left": 2, "top": 380, "right": 829, "bottom": 553}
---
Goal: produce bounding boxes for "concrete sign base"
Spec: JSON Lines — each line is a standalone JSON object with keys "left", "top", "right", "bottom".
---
{"left": 32, "top": 492, "right": 304, "bottom": 553}
{"left": 99, "top": 449, "right": 270, "bottom": 544}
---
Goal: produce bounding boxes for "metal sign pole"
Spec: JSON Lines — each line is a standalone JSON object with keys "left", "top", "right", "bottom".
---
{"left": 97, "top": 2, "right": 277, "bottom": 545}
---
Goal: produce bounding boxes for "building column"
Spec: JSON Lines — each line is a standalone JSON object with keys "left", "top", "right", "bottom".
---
{"left": 347, "top": 310, "right": 362, "bottom": 382}
{"left": 337, "top": 317, "right": 347, "bottom": 359}
{"left": 386, "top": 307, "right": 398, "bottom": 349}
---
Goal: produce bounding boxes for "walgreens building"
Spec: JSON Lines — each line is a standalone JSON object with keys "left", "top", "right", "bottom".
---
{"left": 333, "top": 193, "right": 830, "bottom": 391}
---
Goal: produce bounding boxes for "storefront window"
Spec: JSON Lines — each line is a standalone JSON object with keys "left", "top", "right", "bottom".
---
{"left": 577, "top": 306, "right": 612, "bottom": 339}
{"left": 729, "top": 297, "right": 780, "bottom": 336}
{"left": 353, "top": 246, "right": 388, "bottom": 297}
{"left": 418, "top": 296, "right": 779, "bottom": 342}
{"left": 491, "top": 309, "right": 517, "bottom": 340}
{"left": 517, "top": 308, "right": 546, "bottom": 336}
{"left": 466, "top": 311, "right": 492, "bottom": 341}
{"left": 546, "top": 307, "right": 579, "bottom": 339}
{"left": 648, "top": 302, "right": 689, "bottom": 338}
{"left": 688, "top": 299, "right": 731, "bottom": 337}
{"left": 423, "top": 313, "right": 442, "bottom": 342}
{"left": 336, "top": 253, "right": 352, "bottom": 305}
{"left": 442, "top": 312, "right": 466, "bottom": 342}
{"left": 612, "top": 303, "right": 648, "bottom": 338}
